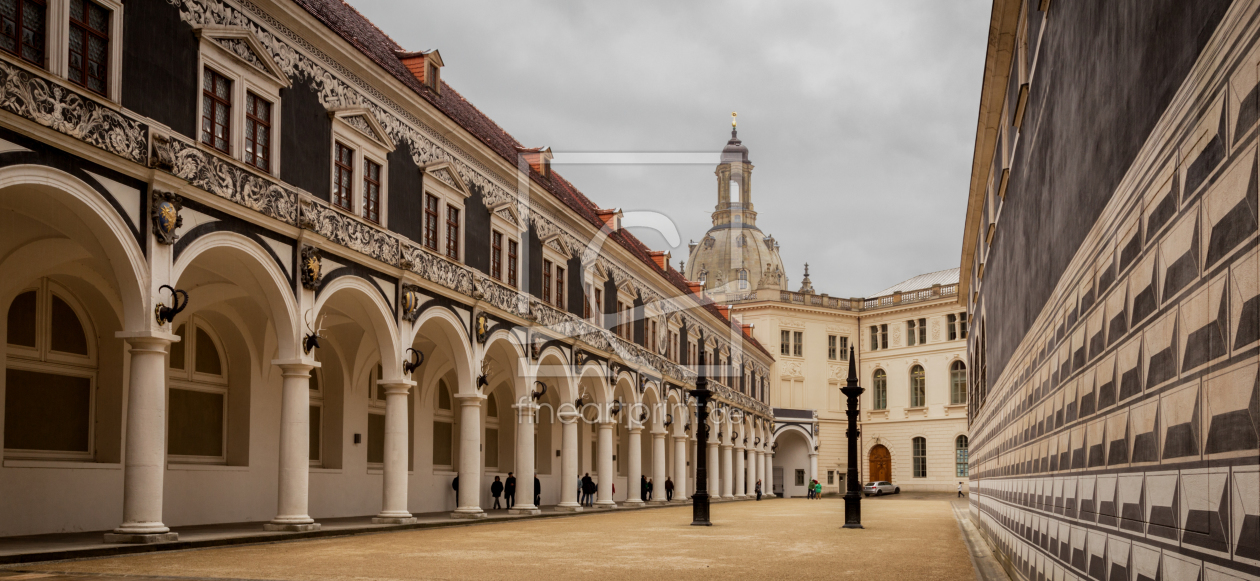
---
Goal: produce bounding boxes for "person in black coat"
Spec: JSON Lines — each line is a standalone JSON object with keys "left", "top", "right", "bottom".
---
{"left": 504, "top": 472, "right": 517, "bottom": 510}
{"left": 640, "top": 475, "right": 648, "bottom": 501}
{"left": 452, "top": 475, "right": 459, "bottom": 506}
{"left": 665, "top": 477, "right": 674, "bottom": 501}
{"left": 490, "top": 476, "right": 503, "bottom": 509}
{"left": 533, "top": 474, "right": 541, "bottom": 507}
{"left": 581, "top": 473, "right": 595, "bottom": 506}
{"left": 645, "top": 477, "right": 653, "bottom": 501}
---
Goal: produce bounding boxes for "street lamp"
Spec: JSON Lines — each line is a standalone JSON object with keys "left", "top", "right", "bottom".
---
{"left": 841, "top": 345, "right": 864, "bottom": 529}
{"left": 690, "top": 348, "right": 712, "bottom": 526}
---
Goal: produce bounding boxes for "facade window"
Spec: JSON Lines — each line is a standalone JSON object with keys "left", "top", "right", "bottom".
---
{"left": 880, "top": 324, "right": 888, "bottom": 349}
{"left": 956, "top": 435, "right": 969, "bottom": 477}
{"left": 912, "top": 437, "right": 926, "bottom": 478}
{"left": 168, "top": 319, "right": 228, "bottom": 464}
{"left": 554, "top": 264, "right": 565, "bottom": 310}
{"left": 738, "top": 269, "right": 748, "bottom": 290}
{"left": 873, "top": 369, "right": 887, "bottom": 410}
{"left": 781, "top": 330, "right": 790, "bottom": 356}
{"left": 828, "top": 335, "right": 837, "bottom": 360}
{"left": 907, "top": 319, "right": 916, "bottom": 346}
{"left": 910, "top": 364, "right": 925, "bottom": 407}
{"left": 948, "top": 314, "right": 958, "bottom": 340}
{"left": 908, "top": 318, "right": 926, "bottom": 346}
{"left": 201, "top": 67, "right": 232, "bottom": 153}
{"left": 422, "top": 193, "right": 439, "bottom": 251}
{"left": 491, "top": 231, "right": 503, "bottom": 281}
{"left": 950, "top": 360, "right": 967, "bottom": 404}
{"left": 917, "top": 318, "right": 926, "bottom": 344}
{"left": 959, "top": 312, "right": 968, "bottom": 339}
{"left": 795, "top": 469, "right": 805, "bottom": 487}
{"left": 445, "top": 205, "right": 460, "bottom": 260}
{"left": 4, "top": 281, "right": 96, "bottom": 460}
{"left": 542, "top": 259, "right": 552, "bottom": 304}
{"left": 792, "top": 331, "right": 803, "bottom": 357}
{"left": 243, "top": 92, "right": 271, "bottom": 171}
{"left": 647, "top": 319, "right": 657, "bottom": 352}
{"left": 507, "top": 239, "right": 518, "bottom": 288}
{"left": 0, "top": 0, "right": 46, "bottom": 67}
{"left": 67, "top": 0, "right": 108, "bottom": 94}
{"left": 332, "top": 142, "right": 354, "bottom": 210}
{"left": 838, "top": 336, "right": 848, "bottom": 360}
{"left": 363, "top": 159, "right": 381, "bottom": 223}
{"left": 309, "top": 367, "right": 322, "bottom": 465}
{"left": 618, "top": 302, "right": 632, "bottom": 341}
{"left": 870, "top": 326, "right": 878, "bottom": 351}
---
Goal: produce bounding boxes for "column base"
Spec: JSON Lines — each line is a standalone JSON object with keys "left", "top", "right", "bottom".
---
{"left": 592, "top": 501, "right": 617, "bottom": 509}
{"left": 672, "top": 498, "right": 689, "bottom": 504}
{"left": 103, "top": 532, "right": 178, "bottom": 544}
{"left": 508, "top": 507, "right": 541, "bottom": 515}
{"left": 451, "top": 509, "right": 487, "bottom": 519}
{"left": 264, "top": 522, "right": 322, "bottom": 532}
{"left": 553, "top": 504, "right": 583, "bottom": 513}
{"left": 648, "top": 500, "right": 671, "bottom": 506}
{"left": 622, "top": 499, "right": 646, "bottom": 508}
{"left": 371, "top": 517, "right": 416, "bottom": 525}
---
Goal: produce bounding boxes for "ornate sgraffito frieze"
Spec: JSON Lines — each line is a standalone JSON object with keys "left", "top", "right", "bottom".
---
{"left": 300, "top": 198, "right": 399, "bottom": 266}
{"left": 0, "top": 60, "right": 148, "bottom": 163}
{"left": 153, "top": 134, "right": 298, "bottom": 224}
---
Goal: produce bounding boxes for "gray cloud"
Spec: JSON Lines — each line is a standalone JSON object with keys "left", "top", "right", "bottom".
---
{"left": 350, "top": 0, "right": 989, "bottom": 297}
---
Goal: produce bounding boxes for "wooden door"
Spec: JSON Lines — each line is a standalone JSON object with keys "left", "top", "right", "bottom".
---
{"left": 869, "top": 445, "right": 891, "bottom": 483}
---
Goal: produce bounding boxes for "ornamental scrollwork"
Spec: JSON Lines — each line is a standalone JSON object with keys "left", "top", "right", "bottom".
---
{"left": 0, "top": 60, "right": 148, "bottom": 163}
{"left": 155, "top": 134, "right": 297, "bottom": 224}
{"left": 301, "top": 198, "right": 398, "bottom": 265}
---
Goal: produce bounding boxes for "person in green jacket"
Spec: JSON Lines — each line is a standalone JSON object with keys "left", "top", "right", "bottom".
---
{"left": 814, "top": 482, "right": 823, "bottom": 499}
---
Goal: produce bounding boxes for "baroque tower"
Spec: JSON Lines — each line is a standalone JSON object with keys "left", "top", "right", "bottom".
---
{"left": 684, "top": 114, "right": 787, "bottom": 301}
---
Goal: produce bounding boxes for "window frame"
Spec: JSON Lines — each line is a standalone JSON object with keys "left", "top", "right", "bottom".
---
{"left": 792, "top": 331, "right": 803, "bottom": 357}
{"left": 909, "top": 364, "right": 926, "bottom": 408}
{"left": 65, "top": 0, "right": 110, "bottom": 96}
{"left": 195, "top": 27, "right": 288, "bottom": 175}
{"left": 872, "top": 368, "right": 887, "bottom": 410}
{"left": 955, "top": 435, "right": 969, "bottom": 477}
{"left": 166, "top": 316, "right": 229, "bottom": 466}
{"left": 243, "top": 91, "right": 272, "bottom": 172}
{"left": 827, "top": 334, "right": 837, "bottom": 360}
{"left": 4, "top": 279, "right": 98, "bottom": 461}
{"left": 912, "top": 437, "right": 927, "bottom": 478}
{"left": 309, "top": 366, "right": 323, "bottom": 467}
{"left": 950, "top": 360, "right": 967, "bottom": 405}
{"left": 330, "top": 109, "right": 392, "bottom": 228}
{"left": 420, "top": 162, "right": 472, "bottom": 264}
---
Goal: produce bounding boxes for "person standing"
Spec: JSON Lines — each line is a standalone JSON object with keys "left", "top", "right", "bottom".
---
{"left": 504, "top": 472, "right": 517, "bottom": 510}
{"left": 665, "top": 477, "right": 674, "bottom": 501}
{"left": 815, "top": 481, "right": 823, "bottom": 499}
{"left": 581, "top": 473, "right": 595, "bottom": 506}
{"left": 806, "top": 479, "right": 815, "bottom": 499}
{"left": 490, "top": 476, "right": 503, "bottom": 509}
{"left": 534, "top": 474, "right": 541, "bottom": 507}
{"left": 640, "top": 475, "right": 648, "bottom": 501}
{"left": 755, "top": 479, "right": 762, "bottom": 501}
{"left": 645, "top": 477, "right": 653, "bottom": 502}
{"left": 958, "top": 482, "right": 964, "bottom": 498}
{"left": 452, "top": 476, "right": 459, "bottom": 506}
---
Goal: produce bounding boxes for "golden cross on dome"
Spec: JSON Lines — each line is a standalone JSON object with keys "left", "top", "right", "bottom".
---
{"left": 731, "top": 111, "right": 737, "bottom": 127}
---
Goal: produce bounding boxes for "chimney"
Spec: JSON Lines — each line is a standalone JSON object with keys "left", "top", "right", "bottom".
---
{"left": 716, "top": 304, "right": 731, "bottom": 320}
{"left": 516, "top": 147, "right": 553, "bottom": 179}
{"left": 594, "top": 208, "right": 622, "bottom": 231}
{"left": 741, "top": 322, "right": 754, "bottom": 336}
{"left": 397, "top": 49, "right": 443, "bottom": 93}
{"left": 647, "top": 250, "right": 671, "bottom": 270}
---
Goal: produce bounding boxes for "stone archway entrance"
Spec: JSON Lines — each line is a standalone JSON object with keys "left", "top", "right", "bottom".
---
{"left": 869, "top": 445, "right": 891, "bottom": 482}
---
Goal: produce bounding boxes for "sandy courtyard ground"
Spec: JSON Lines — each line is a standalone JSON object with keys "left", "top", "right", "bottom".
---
{"left": 14, "top": 497, "right": 975, "bottom": 581}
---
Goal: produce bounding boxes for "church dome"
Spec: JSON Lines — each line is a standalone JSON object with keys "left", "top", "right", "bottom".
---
{"left": 683, "top": 119, "right": 786, "bottom": 299}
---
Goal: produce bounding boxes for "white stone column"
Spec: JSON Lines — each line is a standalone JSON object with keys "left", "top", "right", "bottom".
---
{"left": 707, "top": 438, "right": 720, "bottom": 498}
{"left": 809, "top": 452, "right": 819, "bottom": 491}
{"left": 266, "top": 361, "right": 321, "bottom": 531}
{"left": 555, "top": 408, "right": 582, "bottom": 512}
{"left": 510, "top": 401, "right": 540, "bottom": 515}
{"left": 721, "top": 442, "right": 734, "bottom": 499}
{"left": 374, "top": 380, "right": 416, "bottom": 524}
{"left": 734, "top": 444, "right": 745, "bottom": 499}
{"left": 595, "top": 422, "right": 616, "bottom": 508}
{"left": 452, "top": 393, "right": 487, "bottom": 519}
{"left": 746, "top": 446, "right": 757, "bottom": 498}
{"left": 106, "top": 333, "right": 179, "bottom": 544}
{"left": 673, "top": 436, "right": 689, "bottom": 502}
{"left": 625, "top": 426, "right": 644, "bottom": 507}
{"left": 651, "top": 431, "right": 668, "bottom": 505}
{"left": 766, "top": 452, "right": 775, "bottom": 497}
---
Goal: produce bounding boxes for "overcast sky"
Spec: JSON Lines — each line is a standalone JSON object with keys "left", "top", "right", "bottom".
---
{"left": 352, "top": 0, "right": 991, "bottom": 297}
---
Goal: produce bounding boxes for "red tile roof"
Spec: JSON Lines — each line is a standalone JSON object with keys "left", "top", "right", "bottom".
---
{"left": 289, "top": 0, "right": 770, "bottom": 359}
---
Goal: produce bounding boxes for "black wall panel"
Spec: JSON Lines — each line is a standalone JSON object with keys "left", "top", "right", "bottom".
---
{"left": 464, "top": 182, "right": 491, "bottom": 274}
{"left": 280, "top": 77, "right": 331, "bottom": 201}
{"left": 387, "top": 142, "right": 423, "bottom": 244}
{"left": 121, "top": 0, "right": 197, "bottom": 139}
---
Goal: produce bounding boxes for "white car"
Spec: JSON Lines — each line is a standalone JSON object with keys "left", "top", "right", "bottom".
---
{"left": 863, "top": 481, "right": 899, "bottom": 496}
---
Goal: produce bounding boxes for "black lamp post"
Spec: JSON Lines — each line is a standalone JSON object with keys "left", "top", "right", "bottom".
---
{"left": 841, "top": 345, "right": 864, "bottom": 529}
{"left": 690, "top": 348, "right": 712, "bottom": 526}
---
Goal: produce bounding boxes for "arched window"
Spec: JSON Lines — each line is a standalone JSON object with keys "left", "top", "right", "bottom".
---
{"left": 310, "top": 364, "right": 322, "bottom": 466}
{"left": 909, "top": 365, "right": 926, "bottom": 407}
{"left": 167, "top": 318, "right": 228, "bottom": 464}
{"left": 955, "top": 435, "right": 969, "bottom": 477}
{"left": 366, "top": 362, "right": 385, "bottom": 466}
{"left": 432, "top": 377, "right": 454, "bottom": 467}
{"left": 873, "top": 369, "right": 887, "bottom": 410}
{"left": 950, "top": 361, "right": 967, "bottom": 405}
{"left": 5, "top": 280, "right": 96, "bottom": 460}
{"left": 912, "top": 437, "right": 927, "bottom": 478}
{"left": 738, "top": 269, "right": 748, "bottom": 290}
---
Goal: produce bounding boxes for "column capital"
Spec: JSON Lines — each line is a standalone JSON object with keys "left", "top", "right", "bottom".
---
{"left": 272, "top": 358, "right": 321, "bottom": 376}
{"left": 116, "top": 329, "right": 180, "bottom": 349}
{"left": 377, "top": 379, "right": 415, "bottom": 396}
{"left": 454, "top": 392, "right": 488, "bottom": 405}
{"left": 629, "top": 425, "right": 643, "bottom": 434}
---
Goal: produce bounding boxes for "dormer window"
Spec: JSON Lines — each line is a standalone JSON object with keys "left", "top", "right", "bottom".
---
{"left": 398, "top": 49, "right": 443, "bottom": 94}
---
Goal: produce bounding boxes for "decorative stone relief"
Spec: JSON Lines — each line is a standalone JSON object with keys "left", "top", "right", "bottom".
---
{"left": 150, "top": 190, "right": 183, "bottom": 245}
{"left": 300, "top": 246, "right": 322, "bottom": 290}
{"left": 931, "top": 321, "right": 940, "bottom": 341}
{"left": 891, "top": 325, "right": 901, "bottom": 346}
{"left": 154, "top": 134, "right": 298, "bottom": 224}
{"left": 780, "top": 318, "right": 805, "bottom": 329}
{"left": 0, "top": 60, "right": 148, "bottom": 163}
{"left": 214, "top": 37, "right": 269, "bottom": 74}
{"left": 300, "top": 198, "right": 399, "bottom": 265}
